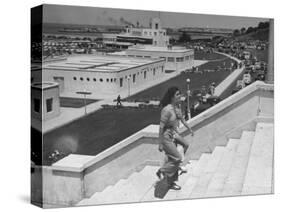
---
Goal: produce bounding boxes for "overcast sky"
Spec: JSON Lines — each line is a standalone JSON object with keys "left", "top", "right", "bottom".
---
{"left": 43, "top": 4, "right": 269, "bottom": 29}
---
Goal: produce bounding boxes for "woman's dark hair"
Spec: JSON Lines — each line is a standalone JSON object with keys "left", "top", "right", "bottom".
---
{"left": 160, "top": 86, "right": 179, "bottom": 107}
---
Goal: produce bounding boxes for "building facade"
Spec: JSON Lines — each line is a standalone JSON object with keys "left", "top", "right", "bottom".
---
{"left": 116, "top": 18, "right": 169, "bottom": 47}
{"left": 31, "top": 82, "right": 60, "bottom": 121}
{"left": 125, "top": 46, "right": 194, "bottom": 72}
{"left": 41, "top": 55, "right": 165, "bottom": 97}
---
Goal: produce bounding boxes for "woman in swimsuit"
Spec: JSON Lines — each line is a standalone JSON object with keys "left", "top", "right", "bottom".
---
{"left": 157, "top": 86, "right": 194, "bottom": 190}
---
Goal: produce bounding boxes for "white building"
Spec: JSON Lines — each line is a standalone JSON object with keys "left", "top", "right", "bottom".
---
{"left": 125, "top": 45, "right": 194, "bottom": 72}
{"left": 109, "top": 18, "right": 194, "bottom": 72}
{"left": 40, "top": 55, "right": 165, "bottom": 97}
{"left": 31, "top": 82, "right": 60, "bottom": 121}
{"left": 117, "top": 18, "right": 169, "bottom": 47}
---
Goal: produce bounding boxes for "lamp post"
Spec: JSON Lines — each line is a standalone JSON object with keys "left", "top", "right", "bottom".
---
{"left": 127, "top": 76, "right": 131, "bottom": 97}
{"left": 186, "top": 78, "right": 191, "bottom": 120}
{"left": 76, "top": 90, "right": 92, "bottom": 115}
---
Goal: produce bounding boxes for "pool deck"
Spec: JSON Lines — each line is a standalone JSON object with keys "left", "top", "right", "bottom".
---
{"left": 33, "top": 56, "right": 242, "bottom": 134}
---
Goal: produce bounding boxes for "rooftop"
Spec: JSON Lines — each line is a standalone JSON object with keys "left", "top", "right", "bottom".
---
{"left": 127, "top": 45, "right": 193, "bottom": 53}
{"left": 43, "top": 55, "right": 163, "bottom": 73}
{"left": 31, "top": 81, "right": 59, "bottom": 90}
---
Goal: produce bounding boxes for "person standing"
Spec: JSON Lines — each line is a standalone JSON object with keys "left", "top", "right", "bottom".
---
{"left": 156, "top": 86, "right": 194, "bottom": 190}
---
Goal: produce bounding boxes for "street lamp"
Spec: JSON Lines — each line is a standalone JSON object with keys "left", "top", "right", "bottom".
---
{"left": 76, "top": 90, "right": 92, "bottom": 115}
{"left": 127, "top": 76, "right": 131, "bottom": 97}
{"left": 186, "top": 78, "right": 191, "bottom": 120}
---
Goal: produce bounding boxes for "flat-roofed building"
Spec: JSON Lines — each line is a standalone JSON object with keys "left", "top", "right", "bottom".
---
{"left": 125, "top": 45, "right": 194, "bottom": 72}
{"left": 108, "top": 18, "right": 194, "bottom": 73}
{"left": 31, "top": 82, "right": 60, "bottom": 121}
{"left": 40, "top": 55, "right": 165, "bottom": 97}
{"left": 117, "top": 18, "right": 169, "bottom": 47}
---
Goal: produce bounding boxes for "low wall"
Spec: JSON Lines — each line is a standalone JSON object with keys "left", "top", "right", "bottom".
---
{"left": 35, "top": 81, "right": 273, "bottom": 207}
{"left": 182, "top": 81, "right": 274, "bottom": 161}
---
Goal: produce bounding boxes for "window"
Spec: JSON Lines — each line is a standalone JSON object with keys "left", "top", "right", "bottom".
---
{"left": 120, "top": 78, "right": 123, "bottom": 87}
{"left": 73, "top": 77, "right": 77, "bottom": 80}
{"left": 106, "top": 78, "right": 109, "bottom": 82}
{"left": 33, "top": 98, "right": 40, "bottom": 113}
{"left": 87, "top": 78, "right": 90, "bottom": 81}
{"left": 167, "top": 57, "right": 175, "bottom": 62}
{"left": 176, "top": 57, "right": 184, "bottom": 62}
{"left": 100, "top": 78, "right": 103, "bottom": 82}
{"left": 144, "top": 71, "right": 147, "bottom": 79}
{"left": 93, "top": 78, "right": 96, "bottom": 81}
{"left": 153, "top": 68, "right": 156, "bottom": 76}
{"left": 46, "top": 98, "right": 53, "bottom": 113}
{"left": 110, "top": 78, "right": 113, "bottom": 82}
{"left": 80, "top": 77, "right": 83, "bottom": 81}
{"left": 133, "top": 74, "right": 136, "bottom": 83}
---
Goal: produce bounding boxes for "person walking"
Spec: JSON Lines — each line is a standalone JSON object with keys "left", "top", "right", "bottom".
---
{"left": 116, "top": 95, "right": 122, "bottom": 107}
{"left": 156, "top": 86, "right": 194, "bottom": 190}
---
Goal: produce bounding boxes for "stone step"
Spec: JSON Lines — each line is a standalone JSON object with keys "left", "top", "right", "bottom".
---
{"left": 78, "top": 166, "right": 159, "bottom": 205}
{"left": 107, "top": 166, "right": 159, "bottom": 203}
{"left": 242, "top": 123, "right": 274, "bottom": 195}
{"left": 204, "top": 139, "right": 240, "bottom": 197}
{"left": 162, "top": 161, "right": 198, "bottom": 201}
{"left": 169, "top": 153, "right": 212, "bottom": 200}
{"left": 222, "top": 131, "right": 255, "bottom": 196}
{"left": 140, "top": 158, "right": 202, "bottom": 202}
{"left": 189, "top": 146, "right": 226, "bottom": 199}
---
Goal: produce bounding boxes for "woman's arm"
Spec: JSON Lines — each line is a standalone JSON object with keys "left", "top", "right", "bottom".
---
{"left": 180, "top": 117, "right": 194, "bottom": 136}
{"left": 158, "top": 107, "right": 171, "bottom": 151}
{"left": 158, "top": 124, "right": 165, "bottom": 151}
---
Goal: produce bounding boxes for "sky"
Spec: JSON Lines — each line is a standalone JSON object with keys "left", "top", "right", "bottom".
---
{"left": 43, "top": 4, "right": 270, "bottom": 29}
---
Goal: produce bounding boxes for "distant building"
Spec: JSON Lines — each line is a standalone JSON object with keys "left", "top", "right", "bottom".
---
{"left": 109, "top": 18, "right": 194, "bottom": 72}
{"left": 31, "top": 82, "right": 60, "bottom": 121}
{"left": 39, "top": 55, "right": 165, "bottom": 97}
{"left": 117, "top": 18, "right": 169, "bottom": 47}
{"left": 125, "top": 45, "right": 194, "bottom": 72}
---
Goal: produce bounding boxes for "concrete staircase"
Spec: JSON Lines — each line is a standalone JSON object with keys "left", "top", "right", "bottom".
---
{"left": 77, "top": 122, "right": 274, "bottom": 206}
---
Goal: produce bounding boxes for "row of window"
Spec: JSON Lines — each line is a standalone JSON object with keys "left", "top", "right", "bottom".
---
{"left": 72, "top": 66, "right": 164, "bottom": 84}
{"left": 33, "top": 98, "right": 53, "bottom": 113}
{"left": 72, "top": 66, "right": 164, "bottom": 88}
{"left": 127, "top": 55, "right": 194, "bottom": 62}
{"left": 73, "top": 77, "right": 117, "bottom": 83}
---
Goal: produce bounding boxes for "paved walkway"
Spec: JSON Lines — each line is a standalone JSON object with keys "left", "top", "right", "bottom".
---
{"left": 213, "top": 52, "right": 244, "bottom": 96}
{"left": 39, "top": 60, "right": 207, "bottom": 133}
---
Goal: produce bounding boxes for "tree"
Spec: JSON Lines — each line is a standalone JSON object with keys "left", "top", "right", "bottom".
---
{"left": 240, "top": 27, "right": 246, "bottom": 34}
{"left": 233, "top": 29, "right": 240, "bottom": 36}
{"left": 246, "top": 27, "right": 255, "bottom": 34}
{"left": 178, "top": 32, "right": 191, "bottom": 43}
{"left": 258, "top": 21, "right": 269, "bottom": 29}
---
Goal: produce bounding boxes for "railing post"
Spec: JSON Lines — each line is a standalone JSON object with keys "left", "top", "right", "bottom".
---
{"left": 266, "top": 19, "right": 274, "bottom": 84}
